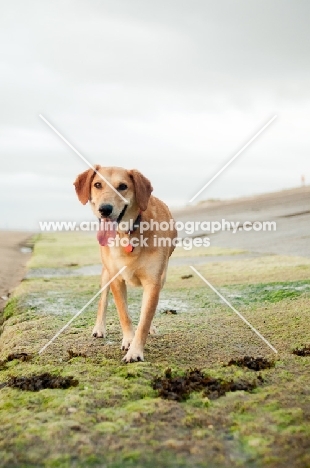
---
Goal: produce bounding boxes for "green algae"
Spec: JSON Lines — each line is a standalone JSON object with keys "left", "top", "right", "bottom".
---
{"left": 0, "top": 232, "right": 310, "bottom": 467}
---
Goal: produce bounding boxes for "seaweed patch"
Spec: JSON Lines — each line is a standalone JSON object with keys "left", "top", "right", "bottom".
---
{"left": 5, "top": 373, "right": 79, "bottom": 391}
{"left": 67, "top": 349, "right": 87, "bottom": 359}
{"left": 292, "top": 345, "right": 310, "bottom": 357}
{"left": 227, "top": 356, "right": 275, "bottom": 371}
{"left": 152, "top": 368, "right": 262, "bottom": 401}
{"left": 0, "top": 352, "right": 32, "bottom": 370}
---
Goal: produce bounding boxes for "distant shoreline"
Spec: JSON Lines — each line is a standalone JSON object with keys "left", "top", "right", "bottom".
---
{"left": 172, "top": 185, "right": 310, "bottom": 215}
{"left": 0, "top": 231, "right": 33, "bottom": 312}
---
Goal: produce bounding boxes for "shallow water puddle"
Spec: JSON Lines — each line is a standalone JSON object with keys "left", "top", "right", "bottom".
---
{"left": 26, "top": 264, "right": 102, "bottom": 278}
{"left": 24, "top": 292, "right": 85, "bottom": 316}
{"left": 26, "top": 253, "right": 259, "bottom": 278}
{"left": 158, "top": 297, "right": 190, "bottom": 313}
{"left": 20, "top": 246, "right": 32, "bottom": 254}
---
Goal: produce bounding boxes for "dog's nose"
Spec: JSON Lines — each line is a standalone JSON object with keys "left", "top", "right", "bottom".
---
{"left": 98, "top": 204, "right": 113, "bottom": 217}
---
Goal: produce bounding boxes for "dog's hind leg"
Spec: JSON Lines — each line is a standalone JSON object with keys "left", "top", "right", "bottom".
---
{"left": 92, "top": 268, "right": 110, "bottom": 338}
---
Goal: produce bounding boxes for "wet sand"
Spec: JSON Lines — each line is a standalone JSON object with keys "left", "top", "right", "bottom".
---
{"left": 0, "top": 231, "right": 33, "bottom": 312}
{"left": 172, "top": 185, "right": 310, "bottom": 258}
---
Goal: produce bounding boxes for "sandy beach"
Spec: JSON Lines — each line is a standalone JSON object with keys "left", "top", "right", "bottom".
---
{"left": 0, "top": 231, "right": 33, "bottom": 312}
{"left": 173, "top": 185, "right": 310, "bottom": 258}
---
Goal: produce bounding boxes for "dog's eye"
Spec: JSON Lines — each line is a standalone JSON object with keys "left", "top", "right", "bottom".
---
{"left": 117, "top": 183, "right": 128, "bottom": 191}
{"left": 94, "top": 182, "right": 102, "bottom": 189}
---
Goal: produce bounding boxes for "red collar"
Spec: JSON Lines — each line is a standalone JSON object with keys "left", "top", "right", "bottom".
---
{"left": 123, "top": 211, "right": 142, "bottom": 253}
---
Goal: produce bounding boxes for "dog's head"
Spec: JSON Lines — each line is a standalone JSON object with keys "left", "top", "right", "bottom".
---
{"left": 73, "top": 166, "right": 153, "bottom": 222}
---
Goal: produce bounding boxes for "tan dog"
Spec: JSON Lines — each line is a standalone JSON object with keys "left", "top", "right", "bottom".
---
{"left": 74, "top": 166, "right": 177, "bottom": 362}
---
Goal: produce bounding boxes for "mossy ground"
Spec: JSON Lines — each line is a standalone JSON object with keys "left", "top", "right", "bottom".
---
{"left": 0, "top": 233, "right": 310, "bottom": 467}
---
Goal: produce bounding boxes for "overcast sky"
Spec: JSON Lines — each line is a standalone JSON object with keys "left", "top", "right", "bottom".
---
{"left": 1, "top": 0, "right": 309, "bottom": 230}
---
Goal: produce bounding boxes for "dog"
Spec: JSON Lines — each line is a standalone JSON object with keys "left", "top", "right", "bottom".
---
{"left": 74, "top": 166, "right": 177, "bottom": 362}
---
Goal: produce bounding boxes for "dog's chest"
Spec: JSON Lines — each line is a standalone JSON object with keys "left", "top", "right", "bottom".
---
{"left": 102, "top": 246, "right": 142, "bottom": 287}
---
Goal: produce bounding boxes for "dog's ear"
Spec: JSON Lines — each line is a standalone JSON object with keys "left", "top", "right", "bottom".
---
{"left": 128, "top": 169, "right": 153, "bottom": 211}
{"left": 73, "top": 165, "right": 100, "bottom": 205}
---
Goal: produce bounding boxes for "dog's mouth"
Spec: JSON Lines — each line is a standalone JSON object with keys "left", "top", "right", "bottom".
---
{"left": 97, "top": 205, "right": 128, "bottom": 246}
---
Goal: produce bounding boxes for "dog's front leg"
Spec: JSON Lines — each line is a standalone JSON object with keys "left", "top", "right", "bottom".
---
{"left": 110, "top": 278, "right": 135, "bottom": 351}
{"left": 123, "top": 283, "right": 160, "bottom": 363}
{"left": 92, "top": 268, "right": 110, "bottom": 338}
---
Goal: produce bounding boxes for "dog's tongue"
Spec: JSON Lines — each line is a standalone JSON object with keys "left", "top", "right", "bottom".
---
{"left": 97, "top": 220, "right": 117, "bottom": 246}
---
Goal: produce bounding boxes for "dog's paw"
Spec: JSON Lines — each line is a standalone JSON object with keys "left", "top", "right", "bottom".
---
{"left": 149, "top": 324, "right": 158, "bottom": 335}
{"left": 92, "top": 324, "right": 106, "bottom": 338}
{"left": 122, "top": 346, "right": 144, "bottom": 363}
{"left": 121, "top": 332, "right": 135, "bottom": 351}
